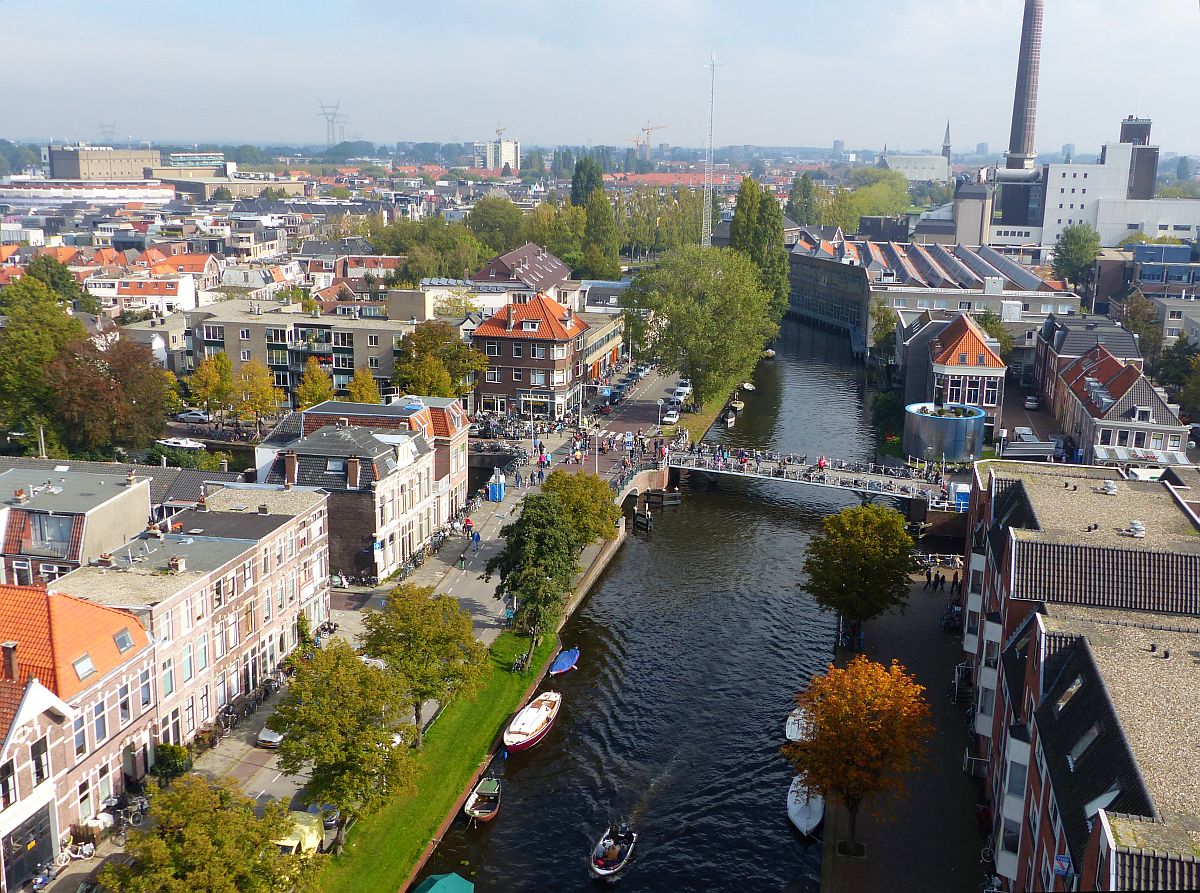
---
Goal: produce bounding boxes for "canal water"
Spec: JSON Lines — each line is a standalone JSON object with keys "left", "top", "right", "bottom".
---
{"left": 420, "top": 320, "right": 877, "bottom": 891}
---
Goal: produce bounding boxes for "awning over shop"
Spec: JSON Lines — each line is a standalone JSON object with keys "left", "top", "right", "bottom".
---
{"left": 1092, "top": 445, "right": 1190, "bottom": 467}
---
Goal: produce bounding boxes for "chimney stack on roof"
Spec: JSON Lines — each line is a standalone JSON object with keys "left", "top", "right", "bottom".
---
{"left": 1006, "top": 0, "right": 1044, "bottom": 170}
{"left": 283, "top": 450, "right": 298, "bottom": 487}
{"left": 126, "top": 468, "right": 136, "bottom": 487}
{"left": 347, "top": 455, "right": 361, "bottom": 490}
{"left": 0, "top": 642, "right": 16, "bottom": 682}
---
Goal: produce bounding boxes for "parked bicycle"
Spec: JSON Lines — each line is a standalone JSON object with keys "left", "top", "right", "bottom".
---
{"left": 55, "top": 834, "right": 96, "bottom": 866}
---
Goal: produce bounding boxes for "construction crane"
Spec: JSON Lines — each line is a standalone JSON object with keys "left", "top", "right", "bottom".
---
{"left": 640, "top": 123, "right": 666, "bottom": 159}
{"left": 495, "top": 123, "right": 507, "bottom": 141}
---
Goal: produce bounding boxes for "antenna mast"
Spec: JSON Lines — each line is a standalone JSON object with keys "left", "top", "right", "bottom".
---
{"left": 702, "top": 53, "right": 720, "bottom": 247}
{"left": 317, "top": 100, "right": 342, "bottom": 147}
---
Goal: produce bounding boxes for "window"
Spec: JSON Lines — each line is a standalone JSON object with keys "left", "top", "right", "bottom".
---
{"left": 1117, "top": 429, "right": 1130, "bottom": 447}
{"left": 114, "top": 627, "right": 134, "bottom": 653}
{"left": 485, "top": 369, "right": 500, "bottom": 383}
{"left": 553, "top": 344, "right": 567, "bottom": 359}
{"left": 966, "top": 610, "right": 979, "bottom": 635}
{"left": 522, "top": 320, "right": 540, "bottom": 331}
{"left": 552, "top": 369, "right": 565, "bottom": 385}
{"left": 1169, "top": 310, "right": 1183, "bottom": 320}
{"left": 1068, "top": 722, "right": 1102, "bottom": 768}
{"left": 984, "top": 640, "right": 999, "bottom": 669}
{"left": 202, "top": 325, "right": 224, "bottom": 341}
{"left": 368, "top": 355, "right": 380, "bottom": 370}
{"left": 1099, "top": 428, "right": 1113, "bottom": 445}
{"left": 73, "top": 653, "right": 97, "bottom": 681}
{"left": 512, "top": 368, "right": 522, "bottom": 381}
{"left": 182, "top": 643, "right": 194, "bottom": 683}
{"left": 118, "top": 683, "right": 131, "bottom": 725}
{"left": 1027, "top": 798, "right": 1040, "bottom": 843}
{"left": 200, "top": 686, "right": 210, "bottom": 722}
{"left": 93, "top": 700, "right": 106, "bottom": 742}
{"left": 239, "top": 328, "right": 251, "bottom": 341}
{"left": 31, "top": 737, "right": 49, "bottom": 785}
{"left": 983, "top": 379, "right": 999, "bottom": 407}
{"left": 0, "top": 760, "right": 14, "bottom": 808}
{"left": 1170, "top": 434, "right": 1182, "bottom": 450}
{"left": 197, "top": 635, "right": 208, "bottom": 672}
{"left": 240, "top": 349, "right": 251, "bottom": 362}
{"left": 1007, "top": 760, "right": 1027, "bottom": 797}
{"left": 1167, "top": 327, "right": 1181, "bottom": 338}
{"left": 333, "top": 332, "right": 353, "bottom": 347}
{"left": 78, "top": 779, "right": 93, "bottom": 821}
{"left": 368, "top": 334, "right": 379, "bottom": 347}
{"left": 139, "top": 669, "right": 152, "bottom": 708}
{"left": 158, "top": 608, "right": 173, "bottom": 643}
{"left": 74, "top": 716, "right": 87, "bottom": 757}
{"left": 1001, "top": 816, "right": 1021, "bottom": 853}
{"left": 1055, "top": 675, "right": 1082, "bottom": 714}
{"left": 160, "top": 658, "right": 175, "bottom": 699}
{"left": 531, "top": 369, "right": 546, "bottom": 386}
{"left": 978, "top": 686, "right": 994, "bottom": 717}
{"left": 1133, "top": 431, "right": 1146, "bottom": 448}
{"left": 512, "top": 343, "right": 523, "bottom": 357}
{"left": 485, "top": 341, "right": 499, "bottom": 357}
{"left": 531, "top": 344, "right": 546, "bottom": 359}
{"left": 1048, "top": 792, "right": 1059, "bottom": 829}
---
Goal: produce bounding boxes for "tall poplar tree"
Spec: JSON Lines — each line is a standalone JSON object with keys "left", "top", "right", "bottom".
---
{"left": 580, "top": 188, "right": 621, "bottom": 279}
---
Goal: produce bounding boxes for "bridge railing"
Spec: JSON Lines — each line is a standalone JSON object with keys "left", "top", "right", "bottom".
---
{"left": 608, "top": 460, "right": 663, "bottom": 495}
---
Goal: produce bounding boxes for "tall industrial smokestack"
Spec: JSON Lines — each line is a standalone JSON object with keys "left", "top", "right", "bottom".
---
{"left": 1005, "top": 0, "right": 1043, "bottom": 170}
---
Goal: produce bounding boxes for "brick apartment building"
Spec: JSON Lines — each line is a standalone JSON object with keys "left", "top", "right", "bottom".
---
{"left": 960, "top": 461, "right": 1200, "bottom": 890}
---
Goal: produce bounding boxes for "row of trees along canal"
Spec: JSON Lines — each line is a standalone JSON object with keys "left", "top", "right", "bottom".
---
{"left": 93, "top": 470, "right": 622, "bottom": 893}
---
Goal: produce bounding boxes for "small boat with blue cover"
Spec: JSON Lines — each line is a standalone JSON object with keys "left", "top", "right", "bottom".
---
{"left": 549, "top": 647, "right": 580, "bottom": 676}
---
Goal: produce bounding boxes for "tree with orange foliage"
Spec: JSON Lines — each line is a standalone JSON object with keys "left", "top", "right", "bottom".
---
{"left": 781, "top": 656, "right": 932, "bottom": 854}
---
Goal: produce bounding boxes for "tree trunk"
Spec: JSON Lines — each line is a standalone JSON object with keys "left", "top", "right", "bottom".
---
{"left": 846, "top": 797, "right": 861, "bottom": 845}
{"left": 414, "top": 702, "right": 424, "bottom": 749}
{"left": 334, "top": 815, "right": 348, "bottom": 854}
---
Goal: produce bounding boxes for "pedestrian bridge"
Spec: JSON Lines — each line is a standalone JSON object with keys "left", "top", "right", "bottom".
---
{"left": 666, "top": 450, "right": 965, "bottom": 511}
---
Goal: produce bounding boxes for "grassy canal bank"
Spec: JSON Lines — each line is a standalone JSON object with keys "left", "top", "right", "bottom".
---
{"left": 662, "top": 370, "right": 753, "bottom": 443}
{"left": 321, "top": 630, "right": 557, "bottom": 893}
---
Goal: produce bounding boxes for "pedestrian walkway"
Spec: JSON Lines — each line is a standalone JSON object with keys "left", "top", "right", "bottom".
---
{"left": 820, "top": 578, "right": 982, "bottom": 893}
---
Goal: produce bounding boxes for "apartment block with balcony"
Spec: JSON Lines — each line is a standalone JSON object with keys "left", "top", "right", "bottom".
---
{"left": 57, "top": 487, "right": 330, "bottom": 750}
{"left": 960, "top": 461, "right": 1200, "bottom": 890}
{"left": 0, "top": 585, "right": 154, "bottom": 893}
{"left": 0, "top": 470, "right": 152, "bottom": 587}
{"left": 183, "top": 300, "right": 416, "bottom": 407}
{"left": 260, "top": 425, "right": 436, "bottom": 580}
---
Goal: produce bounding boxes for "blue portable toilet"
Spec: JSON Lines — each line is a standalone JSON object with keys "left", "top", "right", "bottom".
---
{"left": 488, "top": 480, "right": 505, "bottom": 502}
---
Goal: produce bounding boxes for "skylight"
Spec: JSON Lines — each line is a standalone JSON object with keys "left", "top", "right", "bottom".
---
{"left": 73, "top": 654, "right": 97, "bottom": 681}
{"left": 1067, "top": 722, "right": 1102, "bottom": 770}
{"left": 113, "top": 628, "right": 134, "bottom": 653}
{"left": 1054, "top": 675, "right": 1082, "bottom": 715}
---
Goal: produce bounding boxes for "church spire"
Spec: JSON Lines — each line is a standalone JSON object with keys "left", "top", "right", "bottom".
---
{"left": 942, "top": 120, "right": 952, "bottom": 160}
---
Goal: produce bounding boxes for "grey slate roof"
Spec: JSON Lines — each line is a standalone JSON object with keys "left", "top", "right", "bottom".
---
{"left": 1041, "top": 314, "right": 1141, "bottom": 360}
{"left": 262, "top": 425, "right": 425, "bottom": 490}
{"left": 0, "top": 457, "right": 244, "bottom": 508}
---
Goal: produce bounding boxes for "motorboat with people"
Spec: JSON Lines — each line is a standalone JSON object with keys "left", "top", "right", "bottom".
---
{"left": 463, "top": 776, "right": 501, "bottom": 823}
{"left": 787, "top": 776, "right": 824, "bottom": 836}
{"left": 502, "top": 691, "right": 562, "bottom": 752}
{"left": 728, "top": 393, "right": 745, "bottom": 413}
{"left": 785, "top": 706, "right": 813, "bottom": 743}
{"left": 589, "top": 821, "right": 638, "bottom": 878}
{"left": 156, "top": 437, "right": 206, "bottom": 451}
{"left": 549, "top": 647, "right": 581, "bottom": 676}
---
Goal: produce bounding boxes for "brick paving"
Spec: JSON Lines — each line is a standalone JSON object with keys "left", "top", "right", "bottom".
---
{"left": 820, "top": 578, "right": 983, "bottom": 893}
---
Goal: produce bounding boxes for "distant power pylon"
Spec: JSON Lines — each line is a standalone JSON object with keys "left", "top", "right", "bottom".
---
{"left": 317, "top": 101, "right": 342, "bottom": 147}
{"left": 99, "top": 121, "right": 118, "bottom": 145}
{"left": 701, "top": 53, "right": 721, "bottom": 248}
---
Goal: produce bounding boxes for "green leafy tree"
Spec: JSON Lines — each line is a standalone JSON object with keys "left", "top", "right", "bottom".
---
{"left": 0, "top": 279, "right": 87, "bottom": 437}
{"left": 485, "top": 492, "right": 579, "bottom": 658}
{"left": 359, "top": 584, "right": 488, "bottom": 748}
{"left": 570, "top": 156, "right": 604, "bottom": 207}
{"left": 1156, "top": 333, "right": 1199, "bottom": 390}
{"left": 540, "top": 469, "right": 622, "bottom": 550}
{"left": 346, "top": 366, "right": 382, "bottom": 403}
{"left": 501, "top": 161, "right": 512, "bottom": 177}
{"left": 870, "top": 297, "right": 898, "bottom": 358}
{"left": 189, "top": 352, "right": 235, "bottom": 418}
{"left": 870, "top": 391, "right": 904, "bottom": 438}
{"left": 1052, "top": 223, "right": 1101, "bottom": 289}
{"left": 754, "top": 188, "right": 790, "bottom": 318}
{"left": 393, "top": 320, "right": 487, "bottom": 398}
{"left": 729, "top": 177, "right": 763, "bottom": 257}
{"left": 1178, "top": 354, "right": 1200, "bottom": 418}
{"left": 25, "top": 255, "right": 97, "bottom": 312}
{"left": 211, "top": 186, "right": 233, "bottom": 202}
{"left": 800, "top": 504, "right": 916, "bottom": 633}
{"left": 1117, "top": 231, "right": 1183, "bottom": 246}
{"left": 295, "top": 356, "right": 334, "bottom": 409}
{"left": 621, "top": 246, "right": 778, "bottom": 408}
{"left": 785, "top": 173, "right": 818, "bottom": 226}
{"left": 144, "top": 444, "right": 233, "bottom": 471}
{"left": 467, "top": 195, "right": 524, "bottom": 254}
{"left": 236, "top": 358, "right": 283, "bottom": 425}
{"left": 973, "top": 309, "right": 1016, "bottom": 358}
{"left": 1177, "top": 155, "right": 1193, "bottom": 183}
{"left": 326, "top": 186, "right": 352, "bottom": 200}
{"left": 433, "top": 289, "right": 481, "bottom": 317}
{"left": 579, "top": 188, "right": 620, "bottom": 279}
{"left": 260, "top": 186, "right": 287, "bottom": 201}
{"left": 269, "top": 639, "right": 418, "bottom": 852}
{"left": 1123, "top": 289, "right": 1164, "bottom": 369}
{"left": 97, "top": 775, "right": 322, "bottom": 893}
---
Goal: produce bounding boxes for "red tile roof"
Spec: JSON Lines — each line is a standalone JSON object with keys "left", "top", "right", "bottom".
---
{"left": 930, "top": 314, "right": 1005, "bottom": 368}
{"left": 1060, "top": 345, "right": 1144, "bottom": 418}
{"left": 471, "top": 294, "right": 589, "bottom": 341}
{"left": 0, "top": 266, "right": 23, "bottom": 286}
{"left": 0, "top": 584, "right": 149, "bottom": 701}
{"left": 149, "top": 253, "right": 215, "bottom": 275}
{"left": 0, "top": 245, "right": 18, "bottom": 264}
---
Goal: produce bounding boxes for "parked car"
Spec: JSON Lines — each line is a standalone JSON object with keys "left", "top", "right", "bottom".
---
{"left": 257, "top": 726, "right": 284, "bottom": 749}
{"left": 677, "top": 379, "right": 693, "bottom": 394}
{"left": 672, "top": 387, "right": 690, "bottom": 402}
{"left": 176, "top": 409, "right": 210, "bottom": 424}
{"left": 1023, "top": 396, "right": 1040, "bottom": 410}
{"left": 305, "top": 802, "right": 341, "bottom": 830}
{"left": 636, "top": 365, "right": 650, "bottom": 378}
{"left": 662, "top": 409, "right": 680, "bottom": 425}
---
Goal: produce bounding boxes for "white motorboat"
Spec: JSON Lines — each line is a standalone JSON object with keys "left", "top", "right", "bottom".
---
{"left": 589, "top": 822, "right": 637, "bottom": 878}
{"left": 785, "top": 706, "right": 813, "bottom": 743}
{"left": 502, "top": 691, "right": 562, "bottom": 752}
{"left": 742, "top": 382, "right": 756, "bottom": 391}
{"left": 787, "top": 776, "right": 825, "bottom": 836}
{"left": 763, "top": 348, "right": 777, "bottom": 359}
{"left": 156, "top": 437, "right": 206, "bottom": 451}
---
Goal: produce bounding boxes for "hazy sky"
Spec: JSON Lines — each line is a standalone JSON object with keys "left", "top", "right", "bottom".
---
{"left": 9, "top": 0, "right": 1199, "bottom": 154}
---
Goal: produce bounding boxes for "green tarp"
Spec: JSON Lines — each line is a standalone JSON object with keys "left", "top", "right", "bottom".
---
{"left": 411, "top": 873, "right": 474, "bottom": 893}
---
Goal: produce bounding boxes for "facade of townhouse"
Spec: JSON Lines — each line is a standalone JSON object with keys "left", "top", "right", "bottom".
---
{"left": 184, "top": 300, "right": 416, "bottom": 405}
{"left": 58, "top": 487, "right": 330, "bottom": 752}
{"left": 84, "top": 274, "right": 200, "bottom": 316}
{"left": 0, "top": 470, "right": 152, "bottom": 586}
{"left": 260, "top": 426, "right": 436, "bottom": 579}
{"left": 1055, "top": 344, "right": 1188, "bottom": 465}
{"left": 1033, "top": 315, "right": 1142, "bottom": 413}
{"left": 0, "top": 585, "right": 155, "bottom": 893}
{"left": 470, "top": 295, "right": 589, "bottom": 420}
{"left": 900, "top": 313, "right": 1006, "bottom": 435}
{"left": 959, "top": 461, "right": 1200, "bottom": 890}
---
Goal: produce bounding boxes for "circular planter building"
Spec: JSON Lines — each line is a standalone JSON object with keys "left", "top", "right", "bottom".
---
{"left": 902, "top": 403, "right": 986, "bottom": 463}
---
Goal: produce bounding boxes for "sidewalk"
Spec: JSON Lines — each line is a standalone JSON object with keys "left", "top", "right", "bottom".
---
{"left": 820, "top": 578, "right": 982, "bottom": 893}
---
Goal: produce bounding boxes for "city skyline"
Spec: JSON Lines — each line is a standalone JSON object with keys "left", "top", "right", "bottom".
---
{"left": 8, "top": 0, "right": 1200, "bottom": 155}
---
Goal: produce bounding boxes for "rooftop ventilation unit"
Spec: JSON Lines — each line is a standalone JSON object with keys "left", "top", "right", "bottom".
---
{"left": 1101, "top": 480, "right": 1119, "bottom": 496}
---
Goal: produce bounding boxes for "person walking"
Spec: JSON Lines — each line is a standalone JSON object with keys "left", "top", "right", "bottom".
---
{"left": 472, "top": 530, "right": 481, "bottom": 552}
{"left": 459, "top": 552, "right": 467, "bottom": 570}
{"left": 924, "top": 568, "right": 933, "bottom": 590}
{"left": 951, "top": 571, "right": 960, "bottom": 594}
{"left": 464, "top": 517, "right": 474, "bottom": 538}
{"left": 537, "top": 467, "right": 545, "bottom": 484}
